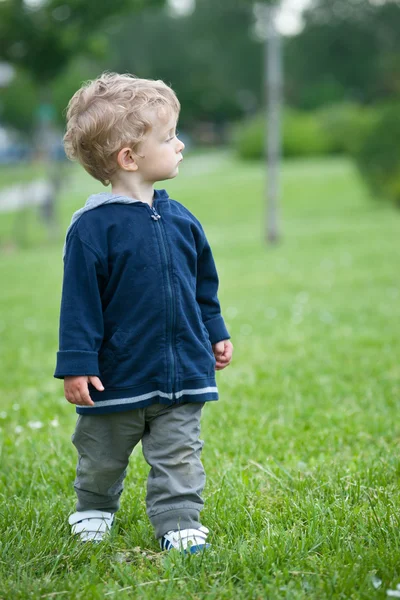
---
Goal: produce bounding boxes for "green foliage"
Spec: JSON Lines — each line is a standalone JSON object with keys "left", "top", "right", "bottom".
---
{"left": 2, "top": 0, "right": 400, "bottom": 134}
{"left": 0, "top": 0, "right": 164, "bottom": 84}
{"left": 352, "top": 103, "right": 400, "bottom": 207}
{"left": 285, "top": 0, "right": 400, "bottom": 109}
{"left": 233, "top": 109, "right": 338, "bottom": 160}
{"left": 0, "top": 69, "right": 39, "bottom": 134}
{"left": 282, "top": 110, "right": 332, "bottom": 157}
{"left": 51, "top": 58, "right": 104, "bottom": 127}
{"left": 316, "top": 103, "right": 378, "bottom": 155}
{"left": 232, "top": 114, "right": 264, "bottom": 161}
{"left": 233, "top": 104, "right": 381, "bottom": 161}
{"left": 0, "top": 58, "right": 102, "bottom": 132}
{"left": 106, "top": 0, "right": 262, "bottom": 127}
{"left": 1, "top": 155, "right": 400, "bottom": 597}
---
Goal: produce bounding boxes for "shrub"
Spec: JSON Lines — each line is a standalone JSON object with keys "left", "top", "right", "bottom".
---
{"left": 233, "top": 104, "right": 377, "bottom": 160}
{"left": 233, "top": 109, "right": 332, "bottom": 160}
{"left": 282, "top": 110, "right": 332, "bottom": 157}
{"left": 352, "top": 103, "right": 400, "bottom": 207}
{"left": 316, "top": 103, "right": 377, "bottom": 155}
{"left": 233, "top": 114, "right": 264, "bottom": 160}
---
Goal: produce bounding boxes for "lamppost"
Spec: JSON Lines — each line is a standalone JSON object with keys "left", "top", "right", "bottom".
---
{"left": 255, "top": 2, "right": 282, "bottom": 245}
{"left": 265, "top": 3, "right": 282, "bottom": 244}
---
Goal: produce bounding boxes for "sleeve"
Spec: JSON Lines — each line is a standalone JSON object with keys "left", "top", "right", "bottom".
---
{"left": 196, "top": 231, "right": 230, "bottom": 345}
{"left": 54, "top": 233, "right": 106, "bottom": 379}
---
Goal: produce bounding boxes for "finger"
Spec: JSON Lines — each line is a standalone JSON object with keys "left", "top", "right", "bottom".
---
{"left": 72, "top": 390, "right": 84, "bottom": 405}
{"left": 223, "top": 347, "right": 233, "bottom": 362}
{"left": 65, "top": 386, "right": 82, "bottom": 405}
{"left": 65, "top": 393, "right": 77, "bottom": 405}
{"left": 79, "top": 390, "right": 95, "bottom": 406}
{"left": 75, "top": 383, "right": 95, "bottom": 406}
{"left": 213, "top": 341, "right": 225, "bottom": 356}
{"left": 216, "top": 357, "right": 231, "bottom": 366}
{"left": 219, "top": 341, "right": 233, "bottom": 357}
{"left": 67, "top": 391, "right": 80, "bottom": 405}
{"left": 218, "top": 353, "right": 231, "bottom": 363}
{"left": 71, "top": 389, "right": 92, "bottom": 407}
{"left": 89, "top": 376, "right": 105, "bottom": 391}
{"left": 215, "top": 361, "right": 230, "bottom": 370}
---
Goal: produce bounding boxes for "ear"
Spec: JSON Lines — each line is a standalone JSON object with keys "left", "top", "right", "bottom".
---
{"left": 117, "top": 147, "right": 138, "bottom": 171}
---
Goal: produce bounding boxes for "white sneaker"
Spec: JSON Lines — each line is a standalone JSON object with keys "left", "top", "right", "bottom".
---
{"left": 69, "top": 510, "right": 114, "bottom": 542}
{"left": 159, "top": 526, "right": 210, "bottom": 553}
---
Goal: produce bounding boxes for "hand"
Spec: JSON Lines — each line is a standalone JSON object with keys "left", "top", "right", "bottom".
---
{"left": 64, "top": 376, "right": 104, "bottom": 407}
{"left": 212, "top": 339, "right": 234, "bottom": 371}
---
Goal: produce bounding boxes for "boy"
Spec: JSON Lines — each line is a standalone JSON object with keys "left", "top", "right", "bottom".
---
{"left": 54, "top": 73, "right": 233, "bottom": 552}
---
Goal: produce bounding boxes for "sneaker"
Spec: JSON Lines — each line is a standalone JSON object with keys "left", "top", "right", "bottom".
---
{"left": 159, "top": 526, "right": 210, "bottom": 554}
{"left": 68, "top": 510, "right": 114, "bottom": 542}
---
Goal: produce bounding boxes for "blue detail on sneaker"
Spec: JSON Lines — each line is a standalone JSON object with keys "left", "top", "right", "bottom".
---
{"left": 159, "top": 526, "right": 210, "bottom": 553}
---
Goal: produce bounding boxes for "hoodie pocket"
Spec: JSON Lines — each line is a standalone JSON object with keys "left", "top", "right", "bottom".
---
{"left": 99, "top": 329, "right": 130, "bottom": 375}
{"left": 201, "top": 323, "right": 215, "bottom": 357}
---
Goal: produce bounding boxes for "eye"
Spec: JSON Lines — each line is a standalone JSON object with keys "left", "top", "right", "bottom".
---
{"left": 166, "top": 131, "right": 179, "bottom": 142}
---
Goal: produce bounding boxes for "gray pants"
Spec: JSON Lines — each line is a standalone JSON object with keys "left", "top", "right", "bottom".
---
{"left": 71, "top": 402, "right": 205, "bottom": 538}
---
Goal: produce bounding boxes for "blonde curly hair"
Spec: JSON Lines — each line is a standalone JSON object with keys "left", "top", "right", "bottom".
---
{"left": 63, "top": 72, "right": 180, "bottom": 186}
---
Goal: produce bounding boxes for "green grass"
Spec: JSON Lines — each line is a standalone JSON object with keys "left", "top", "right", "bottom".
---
{"left": 1, "top": 153, "right": 400, "bottom": 599}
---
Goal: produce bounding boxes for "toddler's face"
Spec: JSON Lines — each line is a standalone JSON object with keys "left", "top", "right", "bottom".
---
{"left": 135, "top": 110, "right": 185, "bottom": 183}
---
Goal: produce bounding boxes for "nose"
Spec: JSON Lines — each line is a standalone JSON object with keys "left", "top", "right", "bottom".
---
{"left": 177, "top": 139, "right": 185, "bottom": 153}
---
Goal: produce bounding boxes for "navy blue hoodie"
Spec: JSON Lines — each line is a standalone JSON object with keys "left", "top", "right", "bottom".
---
{"left": 54, "top": 189, "right": 230, "bottom": 415}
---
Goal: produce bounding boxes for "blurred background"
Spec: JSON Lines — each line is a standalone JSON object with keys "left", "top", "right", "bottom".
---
{"left": 0, "top": 0, "right": 400, "bottom": 246}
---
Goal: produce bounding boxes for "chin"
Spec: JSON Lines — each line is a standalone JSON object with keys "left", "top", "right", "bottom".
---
{"left": 166, "top": 168, "right": 179, "bottom": 180}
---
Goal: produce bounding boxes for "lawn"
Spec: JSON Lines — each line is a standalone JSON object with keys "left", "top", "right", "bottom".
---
{"left": 0, "top": 153, "right": 400, "bottom": 599}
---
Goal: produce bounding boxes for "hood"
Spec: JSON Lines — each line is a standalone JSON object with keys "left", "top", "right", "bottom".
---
{"left": 62, "top": 190, "right": 168, "bottom": 259}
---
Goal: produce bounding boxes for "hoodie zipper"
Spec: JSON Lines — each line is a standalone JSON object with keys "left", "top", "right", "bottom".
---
{"left": 149, "top": 203, "right": 176, "bottom": 399}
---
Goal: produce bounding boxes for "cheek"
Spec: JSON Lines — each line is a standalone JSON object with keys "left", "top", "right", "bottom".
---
{"left": 163, "top": 147, "right": 175, "bottom": 162}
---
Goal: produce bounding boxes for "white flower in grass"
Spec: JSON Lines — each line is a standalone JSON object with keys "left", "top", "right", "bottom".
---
{"left": 115, "top": 552, "right": 126, "bottom": 563}
{"left": 50, "top": 418, "right": 59, "bottom": 428}
{"left": 12, "top": 404, "right": 20, "bottom": 411}
{"left": 0, "top": 412, "right": 7, "bottom": 419}
{"left": 28, "top": 421, "right": 43, "bottom": 430}
{"left": 15, "top": 426, "right": 23, "bottom": 434}
{"left": 371, "top": 575, "right": 382, "bottom": 589}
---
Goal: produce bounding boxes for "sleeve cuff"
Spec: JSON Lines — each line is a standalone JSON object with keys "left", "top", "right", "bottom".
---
{"left": 204, "top": 315, "right": 230, "bottom": 345}
{"left": 54, "top": 350, "right": 100, "bottom": 379}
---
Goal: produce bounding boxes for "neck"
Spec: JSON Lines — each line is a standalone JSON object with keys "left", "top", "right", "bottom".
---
{"left": 111, "top": 179, "right": 155, "bottom": 206}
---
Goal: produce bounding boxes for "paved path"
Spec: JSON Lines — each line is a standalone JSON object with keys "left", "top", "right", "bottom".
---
{"left": 0, "top": 179, "right": 53, "bottom": 212}
{"left": 0, "top": 151, "right": 229, "bottom": 212}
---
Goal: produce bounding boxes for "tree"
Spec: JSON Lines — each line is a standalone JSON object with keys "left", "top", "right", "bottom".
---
{"left": 104, "top": 0, "right": 263, "bottom": 128}
{"left": 285, "top": 0, "right": 400, "bottom": 109}
{"left": 0, "top": 0, "right": 164, "bottom": 242}
{"left": 0, "top": 0, "right": 164, "bottom": 85}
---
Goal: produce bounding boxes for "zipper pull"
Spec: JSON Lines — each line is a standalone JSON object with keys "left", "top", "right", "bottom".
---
{"left": 150, "top": 206, "right": 161, "bottom": 220}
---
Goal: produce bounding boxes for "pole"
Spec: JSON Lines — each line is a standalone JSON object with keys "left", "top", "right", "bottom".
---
{"left": 264, "top": 3, "right": 282, "bottom": 244}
